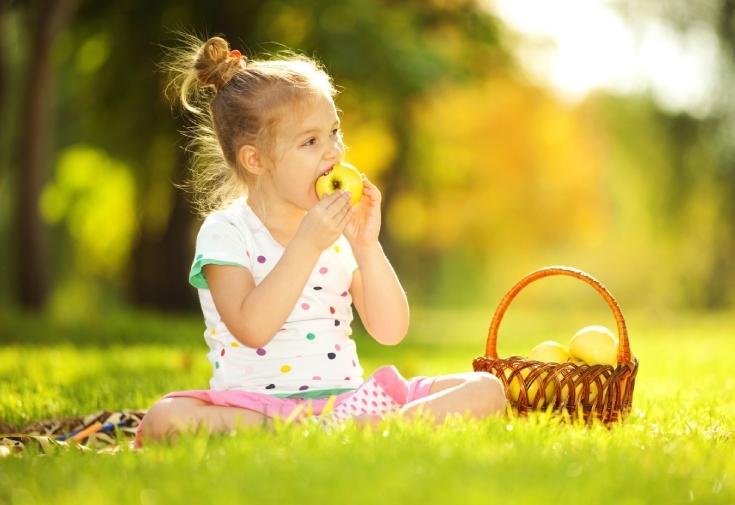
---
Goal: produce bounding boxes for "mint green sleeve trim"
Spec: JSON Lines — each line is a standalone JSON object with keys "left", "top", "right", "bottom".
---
{"left": 269, "top": 388, "right": 356, "bottom": 399}
{"left": 189, "top": 258, "right": 250, "bottom": 289}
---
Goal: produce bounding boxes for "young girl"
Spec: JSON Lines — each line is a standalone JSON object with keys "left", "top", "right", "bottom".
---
{"left": 139, "top": 36, "right": 505, "bottom": 444}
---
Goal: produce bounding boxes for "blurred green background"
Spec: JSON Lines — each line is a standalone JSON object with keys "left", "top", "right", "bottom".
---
{"left": 2, "top": 0, "right": 735, "bottom": 324}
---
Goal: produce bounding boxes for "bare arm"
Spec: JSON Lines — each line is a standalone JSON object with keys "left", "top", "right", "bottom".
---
{"left": 204, "top": 191, "right": 355, "bottom": 348}
{"left": 350, "top": 243, "right": 409, "bottom": 345}
{"left": 344, "top": 177, "right": 409, "bottom": 345}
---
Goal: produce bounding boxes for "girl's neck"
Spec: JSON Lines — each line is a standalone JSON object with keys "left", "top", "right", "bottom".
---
{"left": 248, "top": 191, "right": 305, "bottom": 248}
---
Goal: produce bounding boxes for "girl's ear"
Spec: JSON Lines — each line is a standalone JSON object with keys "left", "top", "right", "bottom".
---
{"left": 238, "top": 145, "right": 265, "bottom": 176}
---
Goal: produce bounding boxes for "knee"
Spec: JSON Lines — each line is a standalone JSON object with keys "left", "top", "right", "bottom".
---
{"left": 142, "top": 399, "right": 181, "bottom": 442}
{"left": 469, "top": 372, "right": 507, "bottom": 416}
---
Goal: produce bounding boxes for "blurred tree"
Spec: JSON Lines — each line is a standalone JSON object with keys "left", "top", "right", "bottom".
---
{"left": 0, "top": 0, "right": 9, "bottom": 149}
{"left": 16, "top": 0, "right": 78, "bottom": 310}
{"left": 616, "top": 0, "right": 735, "bottom": 307}
{"left": 16, "top": 0, "right": 505, "bottom": 311}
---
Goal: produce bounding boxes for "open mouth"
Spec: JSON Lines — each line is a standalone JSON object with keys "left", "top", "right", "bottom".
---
{"left": 319, "top": 167, "right": 334, "bottom": 178}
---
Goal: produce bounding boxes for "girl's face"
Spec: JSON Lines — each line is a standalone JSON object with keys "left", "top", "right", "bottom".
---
{"left": 266, "top": 92, "right": 344, "bottom": 211}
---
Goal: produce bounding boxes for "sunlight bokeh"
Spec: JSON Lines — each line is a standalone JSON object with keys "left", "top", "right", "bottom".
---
{"left": 491, "top": 0, "right": 721, "bottom": 116}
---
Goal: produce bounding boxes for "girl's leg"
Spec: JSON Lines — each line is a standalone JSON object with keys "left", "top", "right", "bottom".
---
{"left": 142, "top": 396, "right": 270, "bottom": 443}
{"left": 399, "top": 372, "right": 506, "bottom": 422}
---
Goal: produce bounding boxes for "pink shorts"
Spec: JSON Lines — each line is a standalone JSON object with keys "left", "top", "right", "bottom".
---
{"left": 135, "top": 367, "right": 435, "bottom": 447}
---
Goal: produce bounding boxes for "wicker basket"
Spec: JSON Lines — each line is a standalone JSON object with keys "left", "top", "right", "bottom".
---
{"left": 472, "top": 266, "right": 639, "bottom": 425}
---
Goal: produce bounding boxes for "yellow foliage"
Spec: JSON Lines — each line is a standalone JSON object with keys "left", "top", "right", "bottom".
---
{"left": 387, "top": 192, "right": 428, "bottom": 244}
{"left": 405, "top": 74, "right": 610, "bottom": 257}
{"left": 40, "top": 145, "right": 137, "bottom": 278}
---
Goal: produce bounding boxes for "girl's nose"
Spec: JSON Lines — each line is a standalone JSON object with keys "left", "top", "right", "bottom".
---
{"left": 327, "top": 138, "right": 344, "bottom": 159}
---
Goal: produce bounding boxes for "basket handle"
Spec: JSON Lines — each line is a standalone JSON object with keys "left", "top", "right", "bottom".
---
{"left": 485, "top": 266, "right": 632, "bottom": 363}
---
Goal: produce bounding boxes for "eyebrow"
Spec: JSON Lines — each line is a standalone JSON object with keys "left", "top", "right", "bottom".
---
{"left": 297, "top": 122, "right": 340, "bottom": 137}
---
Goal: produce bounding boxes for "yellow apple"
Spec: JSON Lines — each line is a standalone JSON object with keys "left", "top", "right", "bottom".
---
{"left": 315, "top": 162, "right": 364, "bottom": 205}
{"left": 503, "top": 368, "right": 556, "bottom": 406}
{"left": 560, "top": 380, "right": 600, "bottom": 404}
{"left": 569, "top": 326, "right": 618, "bottom": 367}
{"left": 528, "top": 341, "right": 571, "bottom": 363}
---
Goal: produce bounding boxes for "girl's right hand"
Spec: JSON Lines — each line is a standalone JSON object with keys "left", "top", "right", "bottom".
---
{"left": 296, "top": 190, "right": 355, "bottom": 252}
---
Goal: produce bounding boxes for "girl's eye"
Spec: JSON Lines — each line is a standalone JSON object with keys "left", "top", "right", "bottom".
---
{"left": 331, "top": 128, "right": 342, "bottom": 137}
{"left": 303, "top": 138, "right": 316, "bottom": 146}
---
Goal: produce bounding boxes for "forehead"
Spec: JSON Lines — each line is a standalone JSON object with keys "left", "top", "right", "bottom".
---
{"left": 281, "top": 92, "right": 338, "bottom": 137}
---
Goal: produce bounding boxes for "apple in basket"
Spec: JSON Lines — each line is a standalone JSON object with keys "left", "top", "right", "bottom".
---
{"left": 508, "top": 341, "right": 570, "bottom": 405}
{"left": 504, "top": 368, "right": 556, "bottom": 406}
{"left": 569, "top": 326, "right": 618, "bottom": 367}
{"left": 560, "top": 379, "right": 600, "bottom": 404}
{"left": 316, "top": 162, "right": 364, "bottom": 206}
{"left": 527, "top": 341, "right": 570, "bottom": 363}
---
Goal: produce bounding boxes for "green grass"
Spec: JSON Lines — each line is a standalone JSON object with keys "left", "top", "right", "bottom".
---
{"left": 1, "top": 307, "right": 734, "bottom": 504}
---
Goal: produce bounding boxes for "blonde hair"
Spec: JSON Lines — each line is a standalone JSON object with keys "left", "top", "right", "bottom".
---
{"left": 163, "top": 34, "right": 338, "bottom": 217}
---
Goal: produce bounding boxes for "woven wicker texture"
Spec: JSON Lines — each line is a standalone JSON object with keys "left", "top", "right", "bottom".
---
{"left": 472, "top": 266, "right": 639, "bottom": 425}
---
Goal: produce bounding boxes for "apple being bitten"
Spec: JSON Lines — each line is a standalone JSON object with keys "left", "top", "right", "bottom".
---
{"left": 315, "top": 162, "right": 364, "bottom": 205}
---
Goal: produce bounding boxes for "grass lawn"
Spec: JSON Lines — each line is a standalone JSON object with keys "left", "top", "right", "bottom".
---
{"left": 0, "top": 307, "right": 734, "bottom": 504}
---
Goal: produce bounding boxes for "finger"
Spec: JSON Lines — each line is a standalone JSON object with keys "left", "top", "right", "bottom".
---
{"left": 337, "top": 204, "right": 356, "bottom": 229}
{"left": 333, "top": 196, "right": 353, "bottom": 220}
{"left": 325, "top": 190, "right": 352, "bottom": 212}
{"left": 319, "top": 190, "right": 343, "bottom": 205}
{"left": 361, "top": 175, "right": 377, "bottom": 188}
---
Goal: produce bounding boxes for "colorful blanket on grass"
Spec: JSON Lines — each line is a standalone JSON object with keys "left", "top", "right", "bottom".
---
{"left": 0, "top": 409, "right": 146, "bottom": 455}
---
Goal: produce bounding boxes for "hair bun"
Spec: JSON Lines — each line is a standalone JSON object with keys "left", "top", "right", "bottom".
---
{"left": 194, "top": 37, "right": 243, "bottom": 90}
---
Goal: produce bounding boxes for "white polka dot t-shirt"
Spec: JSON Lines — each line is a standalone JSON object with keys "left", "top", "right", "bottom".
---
{"left": 189, "top": 197, "right": 364, "bottom": 398}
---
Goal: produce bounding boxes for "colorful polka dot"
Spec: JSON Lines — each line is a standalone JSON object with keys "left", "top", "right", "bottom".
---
{"left": 280, "top": 365, "right": 291, "bottom": 373}
{"left": 211, "top": 328, "right": 216, "bottom": 335}
{"left": 334, "top": 320, "right": 340, "bottom": 326}
{"left": 246, "top": 251, "right": 251, "bottom": 258}
{"left": 340, "top": 291, "right": 348, "bottom": 297}
{"left": 345, "top": 376, "right": 351, "bottom": 380}
{"left": 196, "top": 254, "right": 203, "bottom": 260}
{"left": 212, "top": 234, "right": 221, "bottom": 240}
{"left": 299, "top": 385, "right": 309, "bottom": 391}
{"left": 319, "top": 267, "right": 328, "bottom": 274}
{"left": 335, "top": 344, "right": 341, "bottom": 351}
{"left": 266, "top": 384, "right": 275, "bottom": 389}
{"left": 334, "top": 246, "right": 341, "bottom": 253}
{"left": 231, "top": 342, "right": 240, "bottom": 347}
{"left": 256, "top": 348, "right": 266, "bottom": 356}
{"left": 352, "top": 360, "right": 357, "bottom": 367}
{"left": 329, "top": 307, "right": 335, "bottom": 314}
{"left": 215, "top": 362, "right": 220, "bottom": 369}
{"left": 312, "top": 376, "right": 322, "bottom": 380}
{"left": 306, "top": 333, "right": 316, "bottom": 340}
{"left": 220, "top": 349, "right": 225, "bottom": 356}
{"left": 314, "top": 286, "right": 323, "bottom": 291}
{"left": 257, "top": 255, "right": 266, "bottom": 263}
{"left": 328, "top": 353, "right": 336, "bottom": 360}
{"left": 301, "top": 303, "right": 310, "bottom": 310}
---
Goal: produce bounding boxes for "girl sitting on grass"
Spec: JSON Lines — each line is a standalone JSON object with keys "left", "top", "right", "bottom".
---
{"left": 139, "top": 35, "right": 505, "bottom": 445}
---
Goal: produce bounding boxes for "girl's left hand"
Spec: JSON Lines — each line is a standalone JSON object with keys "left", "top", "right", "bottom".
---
{"left": 343, "top": 175, "right": 381, "bottom": 247}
